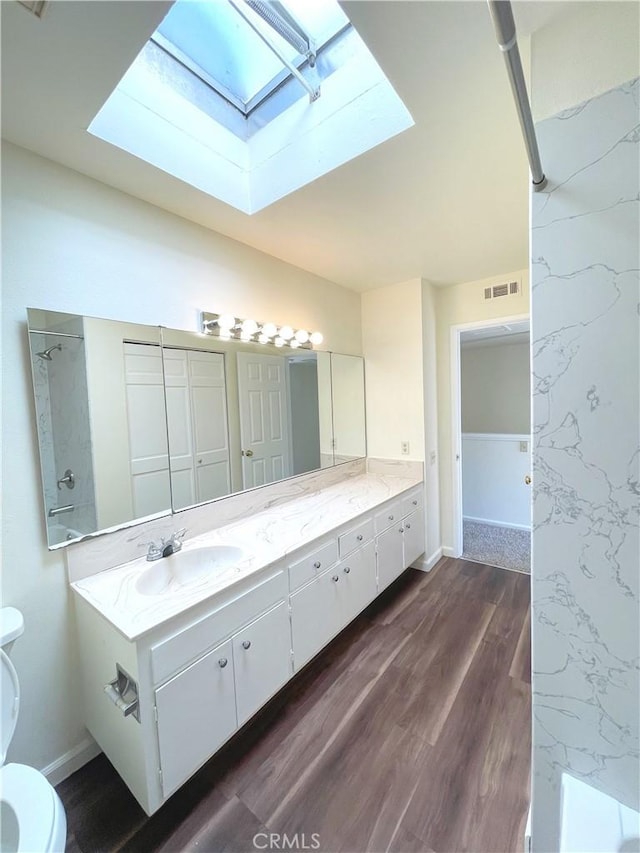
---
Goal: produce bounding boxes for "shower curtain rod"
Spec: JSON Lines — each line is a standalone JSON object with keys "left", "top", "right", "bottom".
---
{"left": 29, "top": 330, "right": 85, "bottom": 340}
{"left": 487, "top": 0, "right": 547, "bottom": 191}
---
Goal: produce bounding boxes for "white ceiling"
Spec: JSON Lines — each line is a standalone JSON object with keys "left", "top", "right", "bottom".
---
{"left": 0, "top": 0, "right": 571, "bottom": 292}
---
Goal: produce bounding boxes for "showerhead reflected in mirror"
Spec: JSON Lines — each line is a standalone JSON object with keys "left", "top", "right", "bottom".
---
{"left": 27, "top": 309, "right": 172, "bottom": 547}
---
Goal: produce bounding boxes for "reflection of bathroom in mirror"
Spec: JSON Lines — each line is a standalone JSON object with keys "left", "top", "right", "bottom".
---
{"left": 160, "top": 327, "right": 335, "bottom": 511}
{"left": 27, "top": 309, "right": 367, "bottom": 547}
{"left": 27, "top": 309, "right": 171, "bottom": 547}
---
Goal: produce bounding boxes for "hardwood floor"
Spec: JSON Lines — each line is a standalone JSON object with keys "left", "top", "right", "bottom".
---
{"left": 58, "top": 558, "right": 531, "bottom": 853}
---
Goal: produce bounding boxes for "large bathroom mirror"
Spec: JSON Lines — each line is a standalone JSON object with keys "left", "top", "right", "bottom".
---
{"left": 160, "top": 327, "right": 334, "bottom": 511}
{"left": 27, "top": 309, "right": 367, "bottom": 548}
{"left": 27, "top": 309, "right": 172, "bottom": 547}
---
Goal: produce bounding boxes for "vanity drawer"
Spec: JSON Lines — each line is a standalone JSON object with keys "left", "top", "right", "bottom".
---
{"left": 401, "top": 488, "right": 423, "bottom": 519}
{"left": 150, "top": 570, "right": 287, "bottom": 686}
{"left": 289, "top": 539, "right": 338, "bottom": 592}
{"left": 374, "top": 500, "right": 403, "bottom": 535}
{"left": 338, "top": 517, "right": 374, "bottom": 557}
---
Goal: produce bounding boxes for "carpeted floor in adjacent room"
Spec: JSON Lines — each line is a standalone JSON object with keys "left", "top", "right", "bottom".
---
{"left": 463, "top": 520, "right": 531, "bottom": 573}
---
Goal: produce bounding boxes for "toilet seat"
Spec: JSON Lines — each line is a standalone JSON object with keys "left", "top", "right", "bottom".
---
{"left": 0, "top": 763, "right": 66, "bottom": 853}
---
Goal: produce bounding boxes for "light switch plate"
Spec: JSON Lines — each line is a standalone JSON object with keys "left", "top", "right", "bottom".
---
{"left": 520, "top": 441, "right": 528, "bottom": 453}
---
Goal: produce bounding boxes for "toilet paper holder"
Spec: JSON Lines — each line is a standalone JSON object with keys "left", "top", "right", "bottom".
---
{"left": 104, "top": 663, "right": 140, "bottom": 722}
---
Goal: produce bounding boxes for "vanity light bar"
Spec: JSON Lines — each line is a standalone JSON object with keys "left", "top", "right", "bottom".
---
{"left": 200, "top": 312, "right": 323, "bottom": 349}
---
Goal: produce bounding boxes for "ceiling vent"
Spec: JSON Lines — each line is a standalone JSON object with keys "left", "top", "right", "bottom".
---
{"left": 17, "top": 0, "right": 48, "bottom": 17}
{"left": 484, "top": 281, "right": 519, "bottom": 300}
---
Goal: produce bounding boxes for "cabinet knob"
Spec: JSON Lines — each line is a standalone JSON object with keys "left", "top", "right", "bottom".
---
{"left": 313, "top": 561, "right": 321, "bottom": 569}
{"left": 356, "top": 534, "right": 363, "bottom": 541}
{"left": 412, "top": 500, "right": 418, "bottom": 506}
{"left": 406, "top": 523, "right": 411, "bottom": 530}
{"left": 218, "top": 657, "right": 228, "bottom": 668}
{"left": 388, "top": 514, "right": 394, "bottom": 521}
{"left": 242, "top": 640, "right": 251, "bottom": 650}
{"left": 332, "top": 575, "right": 339, "bottom": 582}
{"left": 343, "top": 566, "right": 351, "bottom": 574}
{"left": 399, "top": 528, "right": 404, "bottom": 534}
{"left": 198, "top": 459, "right": 202, "bottom": 464}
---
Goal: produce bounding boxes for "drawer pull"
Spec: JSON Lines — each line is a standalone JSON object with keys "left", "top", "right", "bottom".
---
{"left": 356, "top": 534, "right": 363, "bottom": 541}
{"left": 218, "top": 657, "right": 228, "bottom": 668}
{"left": 388, "top": 514, "right": 394, "bottom": 521}
{"left": 242, "top": 640, "right": 251, "bottom": 650}
{"left": 343, "top": 566, "right": 351, "bottom": 574}
{"left": 406, "top": 523, "right": 411, "bottom": 530}
{"left": 399, "top": 528, "right": 404, "bottom": 534}
{"left": 313, "top": 561, "right": 321, "bottom": 569}
{"left": 412, "top": 499, "right": 418, "bottom": 506}
{"left": 332, "top": 575, "right": 339, "bottom": 582}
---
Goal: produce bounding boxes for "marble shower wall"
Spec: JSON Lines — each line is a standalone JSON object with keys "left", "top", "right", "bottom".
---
{"left": 531, "top": 78, "right": 639, "bottom": 850}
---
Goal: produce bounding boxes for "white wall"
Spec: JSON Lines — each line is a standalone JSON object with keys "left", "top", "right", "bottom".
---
{"left": 531, "top": 2, "right": 640, "bottom": 122}
{"left": 435, "top": 270, "right": 530, "bottom": 552}
{"left": 362, "top": 279, "right": 425, "bottom": 461}
{"left": 461, "top": 340, "right": 530, "bottom": 434}
{"left": 529, "top": 7, "right": 639, "bottom": 848}
{"left": 0, "top": 142, "right": 362, "bottom": 775}
{"left": 421, "top": 281, "right": 441, "bottom": 565}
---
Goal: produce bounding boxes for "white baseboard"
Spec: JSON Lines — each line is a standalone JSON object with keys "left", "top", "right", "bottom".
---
{"left": 442, "top": 545, "right": 456, "bottom": 558}
{"left": 41, "top": 735, "right": 101, "bottom": 786}
{"left": 411, "top": 547, "right": 443, "bottom": 572}
{"left": 463, "top": 515, "right": 531, "bottom": 532}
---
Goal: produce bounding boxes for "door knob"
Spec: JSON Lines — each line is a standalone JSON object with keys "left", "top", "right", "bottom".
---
{"left": 242, "top": 449, "right": 254, "bottom": 457}
{"left": 525, "top": 475, "right": 532, "bottom": 485}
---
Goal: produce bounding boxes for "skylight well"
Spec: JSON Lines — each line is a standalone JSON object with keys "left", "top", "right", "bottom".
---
{"left": 88, "top": 0, "right": 414, "bottom": 214}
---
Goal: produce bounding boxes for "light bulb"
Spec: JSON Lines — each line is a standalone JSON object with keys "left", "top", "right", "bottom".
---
{"left": 241, "top": 318, "right": 258, "bottom": 335}
{"left": 274, "top": 336, "right": 284, "bottom": 348}
{"left": 258, "top": 333, "right": 269, "bottom": 344}
{"left": 294, "top": 329, "right": 309, "bottom": 344}
{"left": 279, "top": 325, "right": 294, "bottom": 340}
{"left": 218, "top": 313, "right": 236, "bottom": 330}
{"left": 262, "top": 322, "right": 278, "bottom": 338}
{"left": 240, "top": 331, "right": 252, "bottom": 342}
{"left": 310, "top": 331, "right": 324, "bottom": 346}
{"left": 290, "top": 339, "right": 300, "bottom": 349}
{"left": 219, "top": 329, "right": 232, "bottom": 341}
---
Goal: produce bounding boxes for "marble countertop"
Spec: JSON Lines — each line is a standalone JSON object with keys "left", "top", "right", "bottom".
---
{"left": 71, "top": 471, "right": 422, "bottom": 641}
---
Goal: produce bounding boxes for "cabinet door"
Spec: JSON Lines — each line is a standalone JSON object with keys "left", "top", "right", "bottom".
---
{"left": 338, "top": 540, "right": 377, "bottom": 628}
{"left": 403, "top": 509, "right": 426, "bottom": 568}
{"left": 232, "top": 602, "right": 291, "bottom": 726}
{"left": 290, "top": 566, "right": 342, "bottom": 671}
{"left": 376, "top": 524, "right": 404, "bottom": 591}
{"left": 155, "top": 639, "right": 236, "bottom": 798}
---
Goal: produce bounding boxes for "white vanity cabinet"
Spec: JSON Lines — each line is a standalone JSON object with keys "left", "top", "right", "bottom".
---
{"left": 73, "top": 479, "right": 426, "bottom": 817}
{"left": 155, "top": 638, "right": 236, "bottom": 798}
{"left": 375, "top": 488, "right": 425, "bottom": 591}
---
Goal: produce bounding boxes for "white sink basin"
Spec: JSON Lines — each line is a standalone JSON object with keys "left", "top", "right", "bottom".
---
{"left": 136, "top": 545, "right": 246, "bottom": 596}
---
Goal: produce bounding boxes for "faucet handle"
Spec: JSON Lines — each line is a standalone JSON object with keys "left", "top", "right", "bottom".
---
{"left": 172, "top": 528, "right": 187, "bottom": 543}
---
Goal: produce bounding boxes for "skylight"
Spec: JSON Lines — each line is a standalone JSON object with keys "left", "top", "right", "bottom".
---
{"left": 88, "top": 0, "right": 414, "bottom": 214}
{"left": 153, "top": 0, "right": 348, "bottom": 115}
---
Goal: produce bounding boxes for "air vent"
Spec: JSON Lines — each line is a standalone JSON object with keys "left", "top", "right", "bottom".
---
{"left": 17, "top": 0, "right": 48, "bottom": 17}
{"left": 483, "top": 281, "right": 520, "bottom": 300}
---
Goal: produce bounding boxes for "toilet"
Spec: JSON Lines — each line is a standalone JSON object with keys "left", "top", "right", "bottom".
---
{"left": 0, "top": 607, "right": 67, "bottom": 853}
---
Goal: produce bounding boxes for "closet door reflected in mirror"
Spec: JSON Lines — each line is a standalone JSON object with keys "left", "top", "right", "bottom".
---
{"left": 27, "top": 309, "right": 172, "bottom": 548}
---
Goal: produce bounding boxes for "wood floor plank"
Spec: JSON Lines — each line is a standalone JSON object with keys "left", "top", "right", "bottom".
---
{"left": 57, "top": 560, "right": 531, "bottom": 853}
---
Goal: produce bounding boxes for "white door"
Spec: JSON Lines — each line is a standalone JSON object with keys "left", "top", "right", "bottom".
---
{"left": 155, "top": 639, "right": 237, "bottom": 798}
{"left": 232, "top": 602, "right": 291, "bottom": 726}
{"left": 290, "top": 566, "right": 342, "bottom": 671}
{"left": 338, "top": 541, "right": 377, "bottom": 627}
{"left": 188, "top": 351, "right": 231, "bottom": 502}
{"left": 237, "top": 352, "right": 291, "bottom": 489}
{"left": 163, "top": 349, "right": 231, "bottom": 510}
{"left": 163, "top": 349, "right": 196, "bottom": 510}
{"left": 403, "top": 510, "right": 426, "bottom": 568}
{"left": 376, "top": 524, "right": 404, "bottom": 592}
{"left": 123, "top": 343, "right": 171, "bottom": 517}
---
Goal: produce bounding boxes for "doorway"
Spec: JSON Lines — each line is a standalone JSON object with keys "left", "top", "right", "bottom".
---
{"left": 451, "top": 315, "right": 531, "bottom": 572}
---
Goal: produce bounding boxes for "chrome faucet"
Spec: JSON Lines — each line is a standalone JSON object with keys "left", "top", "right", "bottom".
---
{"left": 145, "top": 529, "right": 186, "bottom": 562}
